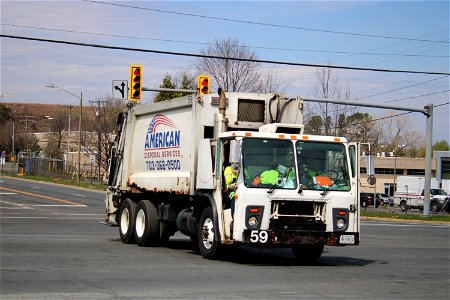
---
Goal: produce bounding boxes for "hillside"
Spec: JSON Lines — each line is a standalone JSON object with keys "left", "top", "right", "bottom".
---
{"left": 3, "top": 102, "right": 95, "bottom": 133}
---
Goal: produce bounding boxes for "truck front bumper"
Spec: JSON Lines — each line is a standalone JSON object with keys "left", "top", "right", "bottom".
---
{"left": 242, "top": 229, "right": 359, "bottom": 246}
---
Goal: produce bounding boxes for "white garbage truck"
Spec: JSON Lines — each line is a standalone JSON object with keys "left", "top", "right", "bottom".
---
{"left": 104, "top": 91, "right": 360, "bottom": 260}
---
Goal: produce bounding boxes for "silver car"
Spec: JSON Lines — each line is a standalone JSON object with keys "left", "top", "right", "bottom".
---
{"left": 376, "top": 193, "right": 394, "bottom": 206}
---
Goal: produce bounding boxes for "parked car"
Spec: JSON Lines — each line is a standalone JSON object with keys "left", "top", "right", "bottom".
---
{"left": 430, "top": 194, "right": 450, "bottom": 213}
{"left": 376, "top": 193, "right": 394, "bottom": 206}
{"left": 360, "top": 192, "right": 382, "bottom": 208}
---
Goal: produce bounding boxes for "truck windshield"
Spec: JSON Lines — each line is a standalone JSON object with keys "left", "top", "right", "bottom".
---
{"left": 296, "top": 141, "right": 351, "bottom": 191}
{"left": 242, "top": 138, "right": 297, "bottom": 189}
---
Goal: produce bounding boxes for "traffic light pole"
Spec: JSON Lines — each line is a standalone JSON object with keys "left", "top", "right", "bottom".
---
{"left": 142, "top": 87, "right": 196, "bottom": 93}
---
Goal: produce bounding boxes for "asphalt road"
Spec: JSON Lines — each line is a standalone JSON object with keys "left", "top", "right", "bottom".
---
{"left": 1, "top": 175, "right": 449, "bottom": 299}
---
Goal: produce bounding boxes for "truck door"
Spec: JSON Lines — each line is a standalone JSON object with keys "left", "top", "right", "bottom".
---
{"left": 348, "top": 143, "right": 360, "bottom": 229}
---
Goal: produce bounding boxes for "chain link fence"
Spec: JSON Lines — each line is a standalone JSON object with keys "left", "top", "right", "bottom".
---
{"left": 1, "top": 153, "right": 105, "bottom": 185}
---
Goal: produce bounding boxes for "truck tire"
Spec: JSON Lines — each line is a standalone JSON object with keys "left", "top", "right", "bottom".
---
{"left": 292, "top": 244, "right": 324, "bottom": 263}
{"left": 135, "top": 200, "right": 160, "bottom": 246}
{"left": 198, "top": 207, "right": 220, "bottom": 259}
{"left": 400, "top": 200, "right": 408, "bottom": 212}
{"left": 119, "top": 198, "right": 137, "bottom": 244}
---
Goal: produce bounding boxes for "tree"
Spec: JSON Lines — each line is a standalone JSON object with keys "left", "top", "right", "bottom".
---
{"left": 0, "top": 104, "right": 11, "bottom": 125}
{"left": 81, "top": 96, "right": 126, "bottom": 176}
{"left": 196, "top": 38, "right": 260, "bottom": 92}
{"left": 304, "top": 116, "right": 323, "bottom": 135}
{"left": 433, "top": 140, "right": 450, "bottom": 151}
{"left": 376, "top": 114, "right": 423, "bottom": 157}
{"left": 153, "top": 72, "right": 196, "bottom": 102}
{"left": 307, "top": 66, "right": 356, "bottom": 136}
{"left": 345, "top": 113, "right": 381, "bottom": 144}
{"left": 196, "top": 38, "right": 287, "bottom": 94}
{"left": 154, "top": 74, "right": 177, "bottom": 102}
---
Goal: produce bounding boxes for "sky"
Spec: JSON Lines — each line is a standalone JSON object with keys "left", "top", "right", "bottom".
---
{"left": 1, "top": 0, "right": 449, "bottom": 143}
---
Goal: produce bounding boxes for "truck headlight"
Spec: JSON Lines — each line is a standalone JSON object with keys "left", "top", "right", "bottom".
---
{"left": 336, "top": 218, "right": 346, "bottom": 230}
{"left": 248, "top": 216, "right": 258, "bottom": 227}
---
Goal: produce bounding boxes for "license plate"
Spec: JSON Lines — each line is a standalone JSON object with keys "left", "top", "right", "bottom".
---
{"left": 339, "top": 235, "right": 355, "bottom": 244}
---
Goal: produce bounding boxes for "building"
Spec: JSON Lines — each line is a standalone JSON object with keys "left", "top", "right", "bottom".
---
{"left": 360, "top": 151, "right": 450, "bottom": 195}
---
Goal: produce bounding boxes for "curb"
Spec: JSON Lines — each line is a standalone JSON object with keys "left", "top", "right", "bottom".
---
{"left": 362, "top": 216, "right": 449, "bottom": 225}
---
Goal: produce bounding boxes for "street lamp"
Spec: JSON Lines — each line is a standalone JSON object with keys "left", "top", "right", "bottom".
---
{"left": 45, "top": 84, "right": 82, "bottom": 182}
{"left": 393, "top": 144, "right": 406, "bottom": 197}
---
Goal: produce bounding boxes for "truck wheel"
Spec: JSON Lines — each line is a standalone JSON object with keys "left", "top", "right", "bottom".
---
{"left": 198, "top": 207, "right": 220, "bottom": 259}
{"left": 135, "top": 200, "right": 160, "bottom": 246}
{"left": 292, "top": 244, "right": 324, "bottom": 263}
{"left": 400, "top": 201, "right": 407, "bottom": 212}
{"left": 119, "top": 198, "right": 137, "bottom": 244}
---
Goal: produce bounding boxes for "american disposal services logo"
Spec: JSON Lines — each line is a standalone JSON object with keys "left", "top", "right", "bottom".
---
{"left": 145, "top": 114, "right": 180, "bottom": 150}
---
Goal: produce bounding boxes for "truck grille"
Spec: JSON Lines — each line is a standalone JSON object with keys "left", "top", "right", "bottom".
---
{"left": 269, "top": 200, "right": 326, "bottom": 231}
{"left": 238, "top": 99, "right": 265, "bottom": 122}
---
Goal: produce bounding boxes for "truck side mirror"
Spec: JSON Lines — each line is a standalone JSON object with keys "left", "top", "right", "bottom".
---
{"left": 229, "top": 140, "right": 241, "bottom": 164}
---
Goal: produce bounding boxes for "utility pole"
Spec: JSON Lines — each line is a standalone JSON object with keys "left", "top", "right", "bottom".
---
{"left": 46, "top": 84, "right": 83, "bottom": 182}
{"left": 20, "top": 115, "right": 35, "bottom": 153}
{"left": 66, "top": 105, "right": 72, "bottom": 172}
{"left": 89, "top": 99, "right": 108, "bottom": 182}
{"left": 78, "top": 93, "right": 82, "bottom": 183}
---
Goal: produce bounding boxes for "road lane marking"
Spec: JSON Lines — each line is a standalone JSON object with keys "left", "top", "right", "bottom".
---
{"left": 63, "top": 193, "right": 86, "bottom": 198}
{"left": 0, "top": 187, "right": 86, "bottom": 207}
{"left": 0, "top": 192, "right": 18, "bottom": 195}
{"left": 1, "top": 216, "right": 101, "bottom": 219}
{"left": 0, "top": 200, "right": 32, "bottom": 209}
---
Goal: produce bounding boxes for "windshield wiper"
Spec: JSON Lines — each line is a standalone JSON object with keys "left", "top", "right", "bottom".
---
{"left": 267, "top": 168, "right": 292, "bottom": 194}
{"left": 320, "top": 187, "right": 331, "bottom": 196}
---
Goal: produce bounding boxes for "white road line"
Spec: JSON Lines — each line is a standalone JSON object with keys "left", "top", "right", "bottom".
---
{"left": 0, "top": 192, "right": 18, "bottom": 195}
{"left": 0, "top": 200, "right": 86, "bottom": 208}
{"left": 66, "top": 193, "right": 86, "bottom": 198}
{"left": 25, "top": 204, "right": 87, "bottom": 207}
{"left": 363, "top": 222, "right": 449, "bottom": 228}
{"left": 0, "top": 216, "right": 101, "bottom": 219}
{"left": 0, "top": 200, "right": 32, "bottom": 209}
{"left": 0, "top": 212, "right": 102, "bottom": 216}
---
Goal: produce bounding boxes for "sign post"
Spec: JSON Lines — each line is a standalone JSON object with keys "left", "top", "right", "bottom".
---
{"left": 112, "top": 80, "right": 128, "bottom": 100}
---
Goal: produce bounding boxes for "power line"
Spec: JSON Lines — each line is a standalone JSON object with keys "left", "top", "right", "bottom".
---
{"left": 3, "top": 23, "right": 448, "bottom": 58}
{"left": 2, "top": 34, "right": 449, "bottom": 76}
{"left": 84, "top": 0, "right": 450, "bottom": 44}
{"left": 357, "top": 76, "right": 448, "bottom": 100}
{"left": 353, "top": 102, "right": 449, "bottom": 126}
{"left": 383, "top": 90, "right": 449, "bottom": 103}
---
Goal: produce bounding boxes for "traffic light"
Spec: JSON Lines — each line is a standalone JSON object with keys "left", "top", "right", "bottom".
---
{"left": 129, "top": 65, "right": 142, "bottom": 101}
{"left": 197, "top": 75, "right": 210, "bottom": 95}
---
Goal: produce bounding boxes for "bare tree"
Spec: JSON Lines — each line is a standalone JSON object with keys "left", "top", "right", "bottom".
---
{"left": 307, "top": 66, "right": 356, "bottom": 136}
{"left": 82, "top": 96, "right": 126, "bottom": 175}
{"left": 254, "top": 67, "right": 288, "bottom": 94}
{"left": 196, "top": 38, "right": 286, "bottom": 94}
{"left": 376, "top": 114, "right": 423, "bottom": 157}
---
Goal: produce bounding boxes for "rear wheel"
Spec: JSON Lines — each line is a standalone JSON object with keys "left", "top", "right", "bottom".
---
{"left": 292, "top": 244, "right": 324, "bottom": 262}
{"left": 400, "top": 200, "right": 408, "bottom": 212}
{"left": 198, "top": 207, "right": 220, "bottom": 259}
{"left": 135, "top": 200, "right": 160, "bottom": 246}
{"left": 430, "top": 201, "right": 438, "bottom": 213}
{"left": 119, "top": 198, "right": 137, "bottom": 244}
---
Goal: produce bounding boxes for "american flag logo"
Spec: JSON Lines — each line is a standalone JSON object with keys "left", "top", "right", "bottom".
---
{"left": 148, "top": 114, "right": 177, "bottom": 133}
